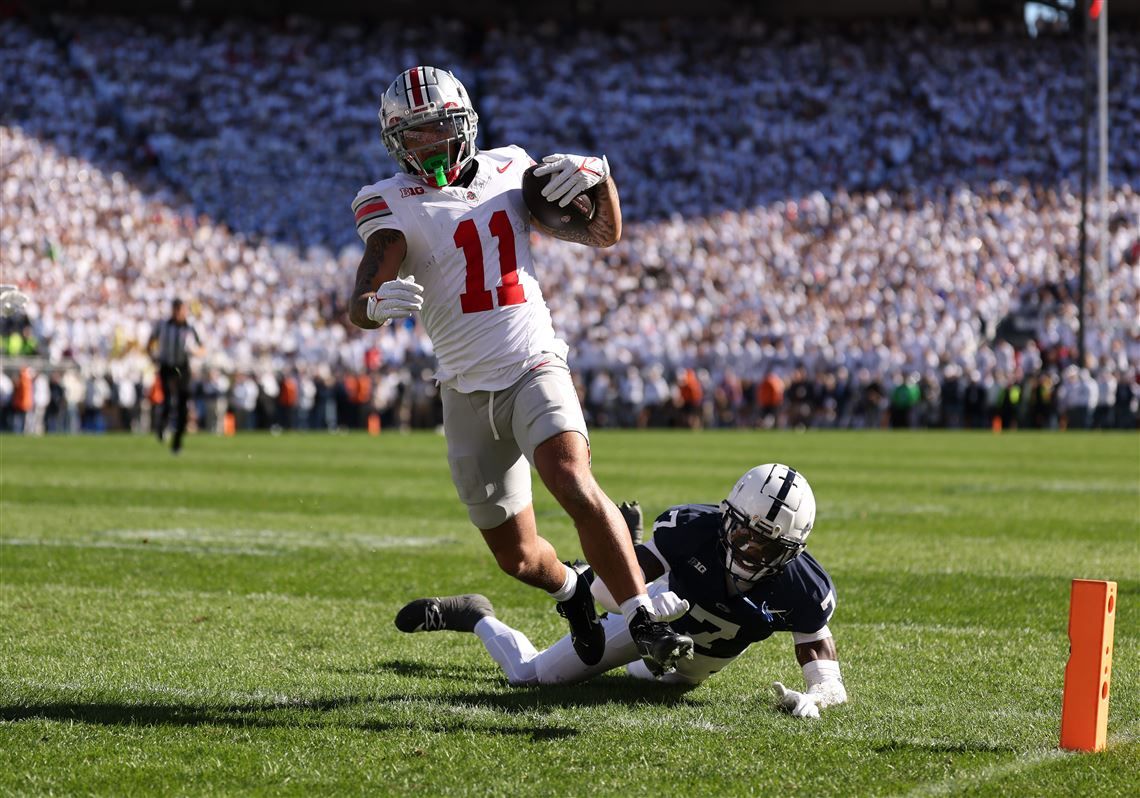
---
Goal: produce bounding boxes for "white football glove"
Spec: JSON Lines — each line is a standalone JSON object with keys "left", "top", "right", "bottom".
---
{"left": 772, "top": 682, "right": 822, "bottom": 719}
{"left": 0, "top": 285, "right": 29, "bottom": 317}
{"left": 649, "top": 590, "right": 690, "bottom": 622}
{"left": 589, "top": 580, "right": 689, "bottom": 621}
{"left": 533, "top": 153, "right": 610, "bottom": 207}
{"left": 366, "top": 276, "right": 423, "bottom": 326}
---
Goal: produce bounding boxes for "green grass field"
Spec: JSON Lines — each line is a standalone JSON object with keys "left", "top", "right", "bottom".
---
{"left": 1, "top": 430, "right": 1137, "bottom": 797}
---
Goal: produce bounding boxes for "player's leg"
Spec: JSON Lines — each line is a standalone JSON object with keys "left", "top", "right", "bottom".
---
{"left": 171, "top": 367, "right": 191, "bottom": 453}
{"left": 473, "top": 615, "right": 542, "bottom": 685}
{"left": 531, "top": 431, "right": 644, "bottom": 603}
{"left": 532, "top": 608, "right": 639, "bottom": 685}
{"left": 156, "top": 366, "right": 175, "bottom": 441}
{"left": 511, "top": 360, "right": 693, "bottom": 675}
{"left": 445, "top": 381, "right": 608, "bottom": 664}
{"left": 479, "top": 503, "right": 566, "bottom": 591}
{"left": 393, "top": 594, "right": 541, "bottom": 685}
{"left": 441, "top": 384, "right": 570, "bottom": 594}
{"left": 480, "top": 507, "right": 608, "bottom": 666}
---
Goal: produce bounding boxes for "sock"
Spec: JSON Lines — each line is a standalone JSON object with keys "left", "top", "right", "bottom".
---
{"left": 620, "top": 594, "right": 653, "bottom": 617}
{"left": 548, "top": 562, "right": 577, "bottom": 602}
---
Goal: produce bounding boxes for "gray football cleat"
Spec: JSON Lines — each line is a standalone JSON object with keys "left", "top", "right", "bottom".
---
{"left": 618, "top": 500, "right": 644, "bottom": 545}
{"left": 394, "top": 594, "right": 495, "bottom": 633}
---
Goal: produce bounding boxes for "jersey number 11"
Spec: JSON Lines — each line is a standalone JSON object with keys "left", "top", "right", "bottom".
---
{"left": 455, "top": 210, "right": 527, "bottom": 314}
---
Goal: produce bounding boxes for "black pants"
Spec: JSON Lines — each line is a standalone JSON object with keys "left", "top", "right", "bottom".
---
{"left": 158, "top": 363, "right": 192, "bottom": 446}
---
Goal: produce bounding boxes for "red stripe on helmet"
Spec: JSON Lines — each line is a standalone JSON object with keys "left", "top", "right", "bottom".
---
{"left": 408, "top": 67, "right": 425, "bottom": 108}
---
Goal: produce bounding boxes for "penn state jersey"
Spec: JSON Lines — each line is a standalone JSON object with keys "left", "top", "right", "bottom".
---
{"left": 650, "top": 503, "right": 836, "bottom": 660}
{"left": 352, "top": 145, "right": 569, "bottom": 392}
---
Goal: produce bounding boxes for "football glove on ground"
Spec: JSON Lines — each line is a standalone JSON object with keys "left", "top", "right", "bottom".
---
{"left": 772, "top": 682, "right": 822, "bottom": 719}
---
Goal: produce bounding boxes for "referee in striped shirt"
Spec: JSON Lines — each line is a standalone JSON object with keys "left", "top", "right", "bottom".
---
{"left": 148, "top": 299, "right": 202, "bottom": 454}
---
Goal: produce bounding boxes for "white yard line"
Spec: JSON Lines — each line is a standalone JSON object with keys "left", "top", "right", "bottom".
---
{"left": 1, "top": 538, "right": 281, "bottom": 557}
{"left": 893, "top": 749, "right": 1070, "bottom": 797}
{"left": 894, "top": 717, "right": 1140, "bottom": 797}
{"left": 0, "top": 676, "right": 312, "bottom": 707}
{"left": 1, "top": 580, "right": 391, "bottom": 609}
{"left": 0, "top": 529, "right": 454, "bottom": 556}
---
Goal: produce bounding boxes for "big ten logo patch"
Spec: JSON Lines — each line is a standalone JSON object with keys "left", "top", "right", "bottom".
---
{"left": 400, "top": 186, "right": 426, "bottom": 198}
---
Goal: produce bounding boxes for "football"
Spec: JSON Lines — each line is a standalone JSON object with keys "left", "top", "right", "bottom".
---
{"left": 521, "top": 164, "right": 597, "bottom": 233}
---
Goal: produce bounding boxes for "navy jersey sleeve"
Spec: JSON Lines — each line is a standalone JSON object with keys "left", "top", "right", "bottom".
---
{"left": 783, "top": 552, "right": 837, "bottom": 634}
{"left": 649, "top": 504, "right": 722, "bottom": 572}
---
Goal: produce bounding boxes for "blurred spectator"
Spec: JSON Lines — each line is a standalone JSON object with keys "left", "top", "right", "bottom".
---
{"left": 0, "top": 16, "right": 1136, "bottom": 435}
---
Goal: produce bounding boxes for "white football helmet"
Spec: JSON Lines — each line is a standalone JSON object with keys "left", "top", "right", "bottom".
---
{"left": 379, "top": 66, "right": 479, "bottom": 187}
{"left": 719, "top": 464, "right": 816, "bottom": 586}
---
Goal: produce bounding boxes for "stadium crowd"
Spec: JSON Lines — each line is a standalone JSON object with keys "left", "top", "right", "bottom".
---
{"left": 1, "top": 14, "right": 1138, "bottom": 433}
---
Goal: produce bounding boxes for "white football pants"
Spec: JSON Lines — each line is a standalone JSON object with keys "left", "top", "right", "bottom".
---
{"left": 474, "top": 583, "right": 736, "bottom": 686}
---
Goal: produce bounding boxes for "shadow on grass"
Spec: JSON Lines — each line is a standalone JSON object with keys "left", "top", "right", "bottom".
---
{"left": 0, "top": 697, "right": 361, "bottom": 729}
{"left": 332, "top": 657, "right": 500, "bottom": 682}
{"left": 872, "top": 739, "right": 1021, "bottom": 754}
{"left": 447, "top": 676, "right": 701, "bottom": 712}
{"left": 363, "top": 658, "right": 701, "bottom": 709}
{"left": 0, "top": 699, "right": 578, "bottom": 742}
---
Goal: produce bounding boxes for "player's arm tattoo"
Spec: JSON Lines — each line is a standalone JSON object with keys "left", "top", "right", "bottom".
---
{"left": 348, "top": 228, "right": 407, "bottom": 329}
{"left": 584, "top": 176, "right": 622, "bottom": 247}
{"left": 531, "top": 177, "right": 623, "bottom": 248}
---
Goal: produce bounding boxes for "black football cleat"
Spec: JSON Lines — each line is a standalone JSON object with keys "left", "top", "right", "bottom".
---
{"left": 556, "top": 562, "right": 606, "bottom": 666}
{"left": 628, "top": 606, "right": 694, "bottom": 677}
{"left": 618, "top": 500, "right": 644, "bottom": 545}
{"left": 394, "top": 594, "right": 495, "bottom": 634}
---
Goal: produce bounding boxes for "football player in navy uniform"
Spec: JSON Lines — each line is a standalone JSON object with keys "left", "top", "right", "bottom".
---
{"left": 396, "top": 463, "right": 847, "bottom": 718}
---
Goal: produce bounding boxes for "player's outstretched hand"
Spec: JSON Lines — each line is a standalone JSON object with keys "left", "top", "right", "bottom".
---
{"left": 772, "top": 681, "right": 822, "bottom": 719}
{"left": 649, "top": 591, "right": 690, "bottom": 622}
{"left": 533, "top": 154, "right": 610, "bottom": 207}
{"left": 367, "top": 276, "right": 423, "bottom": 326}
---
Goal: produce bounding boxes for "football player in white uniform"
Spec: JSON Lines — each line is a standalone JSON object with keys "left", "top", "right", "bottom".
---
{"left": 395, "top": 464, "right": 848, "bottom": 719}
{"left": 349, "top": 66, "right": 692, "bottom": 676}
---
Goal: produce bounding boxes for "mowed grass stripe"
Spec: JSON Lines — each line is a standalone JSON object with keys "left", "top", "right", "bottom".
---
{"left": 1, "top": 431, "right": 1137, "bottom": 797}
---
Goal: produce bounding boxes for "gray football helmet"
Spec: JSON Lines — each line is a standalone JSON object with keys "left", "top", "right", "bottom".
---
{"left": 378, "top": 66, "right": 479, "bottom": 187}
{"left": 719, "top": 463, "right": 816, "bottom": 586}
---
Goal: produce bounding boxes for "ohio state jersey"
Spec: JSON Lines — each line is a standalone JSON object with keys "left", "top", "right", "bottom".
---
{"left": 352, "top": 145, "right": 569, "bottom": 392}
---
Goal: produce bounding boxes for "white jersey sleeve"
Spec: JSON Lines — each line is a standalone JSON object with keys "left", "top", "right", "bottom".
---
{"left": 352, "top": 182, "right": 400, "bottom": 243}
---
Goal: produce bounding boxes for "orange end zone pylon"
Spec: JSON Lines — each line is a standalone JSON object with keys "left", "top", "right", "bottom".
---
{"left": 1060, "top": 579, "right": 1116, "bottom": 752}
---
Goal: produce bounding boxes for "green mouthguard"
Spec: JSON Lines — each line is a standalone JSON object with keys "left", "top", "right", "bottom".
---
{"left": 422, "top": 155, "right": 449, "bottom": 187}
